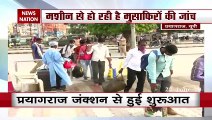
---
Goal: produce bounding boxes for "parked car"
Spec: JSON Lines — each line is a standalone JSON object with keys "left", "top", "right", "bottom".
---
{"left": 8, "top": 35, "right": 21, "bottom": 46}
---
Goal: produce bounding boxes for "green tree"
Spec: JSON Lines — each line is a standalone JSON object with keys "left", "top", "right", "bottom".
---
{"left": 68, "top": 24, "right": 88, "bottom": 34}
{"left": 87, "top": 24, "right": 158, "bottom": 38}
{"left": 86, "top": 24, "right": 158, "bottom": 49}
{"left": 67, "top": 23, "right": 158, "bottom": 49}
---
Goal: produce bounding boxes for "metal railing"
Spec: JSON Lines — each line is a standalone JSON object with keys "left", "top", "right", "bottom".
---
{"left": 15, "top": 59, "right": 43, "bottom": 72}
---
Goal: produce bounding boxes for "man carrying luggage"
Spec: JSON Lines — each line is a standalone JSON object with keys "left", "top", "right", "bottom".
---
{"left": 119, "top": 40, "right": 147, "bottom": 93}
{"left": 145, "top": 44, "right": 178, "bottom": 117}
{"left": 42, "top": 41, "right": 72, "bottom": 91}
{"left": 87, "top": 37, "right": 112, "bottom": 86}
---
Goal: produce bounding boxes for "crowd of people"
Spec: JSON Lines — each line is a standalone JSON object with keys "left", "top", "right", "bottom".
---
{"left": 30, "top": 36, "right": 204, "bottom": 117}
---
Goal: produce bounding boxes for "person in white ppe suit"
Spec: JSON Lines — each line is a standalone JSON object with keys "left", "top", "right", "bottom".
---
{"left": 42, "top": 41, "right": 72, "bottom": 91}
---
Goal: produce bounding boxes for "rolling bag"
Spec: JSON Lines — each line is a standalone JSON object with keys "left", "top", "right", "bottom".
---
{"left": 72, "top": 65, "right": 84, "bottom": 78}
{"left": 37, "top": 68, "right": 61, "bottom": 91}
{"left": 37, "top": 69, "right": 51, "bottom": 91}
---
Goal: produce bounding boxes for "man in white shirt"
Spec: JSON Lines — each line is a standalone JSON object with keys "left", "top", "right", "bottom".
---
{"left": 119, "top": 40, "right": 147, "bottom": 93}
{"left": 87, "top": 38, "right": 112, "bottom": 86}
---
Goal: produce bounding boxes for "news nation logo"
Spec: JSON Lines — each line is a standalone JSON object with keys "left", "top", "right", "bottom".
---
{"left": 17, "top": 9, "right": 41, "bottom": 23}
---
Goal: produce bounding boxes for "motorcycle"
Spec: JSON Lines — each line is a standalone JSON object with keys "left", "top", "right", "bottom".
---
{"left": 193, "top": 37, "right": 204, "bottom": 43}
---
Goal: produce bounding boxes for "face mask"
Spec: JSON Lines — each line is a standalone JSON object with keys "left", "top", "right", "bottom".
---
{"left": 139, "top": 46, "right": 146, "bottom": 53}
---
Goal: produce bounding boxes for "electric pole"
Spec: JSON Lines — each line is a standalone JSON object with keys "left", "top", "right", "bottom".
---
{"left": 130, "top": 24, "right": 136, "bottom": 48}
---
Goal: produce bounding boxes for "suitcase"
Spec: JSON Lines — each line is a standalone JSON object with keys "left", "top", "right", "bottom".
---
{"left": 37, "top": 69, "right": 51, "bottom": 91}
{"left": 37, "top": 69, "right": 61, "bottom": 91}
{"left": 102, "top": 74, "right": 126, "bottom": 93}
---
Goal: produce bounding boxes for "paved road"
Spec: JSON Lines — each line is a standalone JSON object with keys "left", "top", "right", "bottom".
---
{"left": 8, "top": 46, "right": 204, "bottom": 117}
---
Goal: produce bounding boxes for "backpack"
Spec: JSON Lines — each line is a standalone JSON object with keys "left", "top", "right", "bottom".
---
{"left": 59, "top": 48, "right": 64, "bottom": 55}
{"left": 140, "top": 50, "right": 160, "bottom": 70}
{"left": 190, "top": 56, "right": 204, "bottom": 81}
{"left": 60, "top": 44, "right": 74, "bottom": 58}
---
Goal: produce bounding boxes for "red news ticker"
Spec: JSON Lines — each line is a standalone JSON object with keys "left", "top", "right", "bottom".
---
{"left": 17, "top": 9, "right": 41, "bottom": 24}
{"left": 0, "top": 93, "right": 12, "bottom": 107}
{"left": 200, "top": 93, "right": 212, "bottom": 107}
{"left": 0, "top": 93, "right": 211, "bottom": 107}
{"left": 161, "top": 23, "right": 200, "bottom": 30}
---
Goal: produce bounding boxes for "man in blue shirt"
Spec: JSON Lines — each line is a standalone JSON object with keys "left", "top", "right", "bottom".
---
{"left": 145, "top": 44, "right": 178, "bottom": 117}
{"left": 30, "top": 38, "right": 44, "bottom": 73}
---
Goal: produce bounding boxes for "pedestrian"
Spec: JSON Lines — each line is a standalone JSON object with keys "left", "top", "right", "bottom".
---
{"left": 191, "top": 55, "right": 204, "bottom": 117}
{"left": 144, "top": 44, "right": 178, "bottom": 117}
{"left": 30, "top": 36, "right": 37, "bottom": 47}
{"left": 118, "top": 35, "right": 127, "bottom": 57}
{"left": 74, "top": 36, "right": 81, "bottom": 47}
{"left": 30, "top": 38, "right": 44, "bottom": 73}
{"left": 61, "top": 39, "right": 76, "bottom": 77}
{"left": 75, "top": 39, "right": 86, "bottom": 64}
{"left": 117, "top": 37, "right": 120, "bottom": 53}
{"left": 77, "top": 39, "right": 93, "bottom": 80}
{"left": 42, "top": 41, "right": 72, "bottom": 91}
{"left": 61, "top": 39, "right": 76, "bottom": 60}
{"left": 87, "top": 37, "right": 112, "bottom": 86}
{"left": 119, "top": 40, "right": 147, "bottom": 93}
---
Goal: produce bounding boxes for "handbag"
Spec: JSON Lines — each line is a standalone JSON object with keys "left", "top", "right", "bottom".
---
{"left": 64, "top": 61, "right": 71, "bottom": 69}
{"left": 63, "top": 61, "right": 72, "bottom": 69}
{"left": 102, "top": 73, "right": 126, "bottom": 93}
{"left": 107, "top": 68, "right": 113, "bottom": 80}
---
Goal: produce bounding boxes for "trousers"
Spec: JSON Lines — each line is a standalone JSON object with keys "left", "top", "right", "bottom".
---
{"left": 124, "top": 68, "right": 146, "bottom": 92}
{"left": 91, "top": 60, "right": 105, "bottom": 85}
